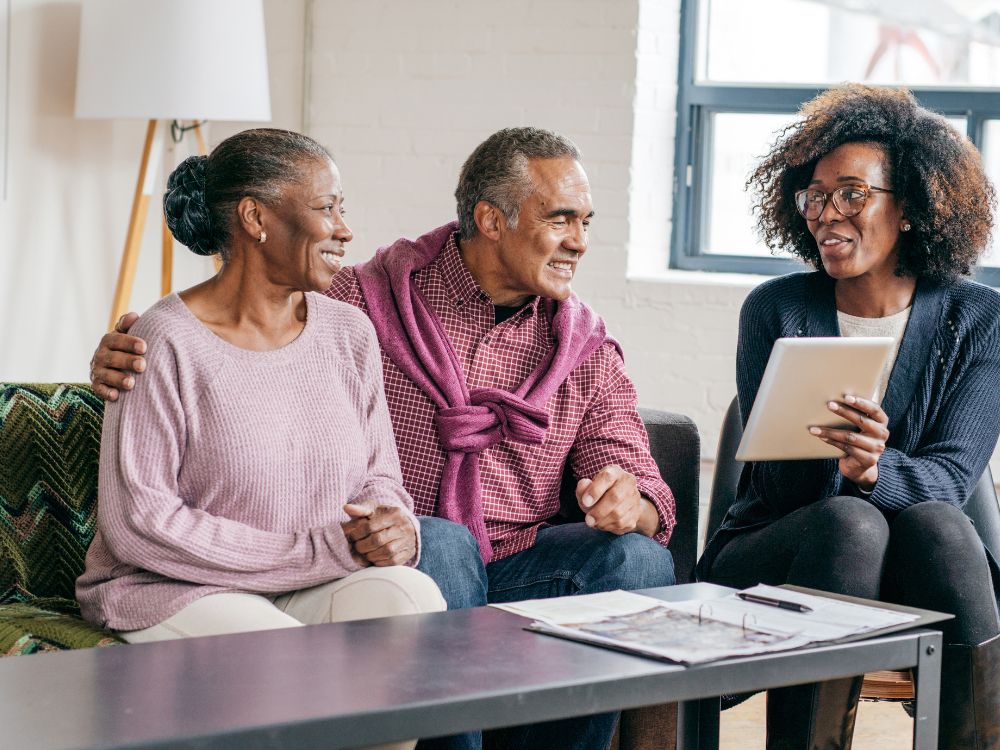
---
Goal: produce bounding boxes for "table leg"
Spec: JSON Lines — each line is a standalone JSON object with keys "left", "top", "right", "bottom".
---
{"left": 911, "top": 631, "right": 943, "bottom": 750}
{"left": 677, "top": 697, "right": 720, "bottom": 750}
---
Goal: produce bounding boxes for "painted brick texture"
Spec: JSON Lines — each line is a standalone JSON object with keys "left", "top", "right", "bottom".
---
{"left": 306, "top": 0, "right": 1000, "bottom": 480}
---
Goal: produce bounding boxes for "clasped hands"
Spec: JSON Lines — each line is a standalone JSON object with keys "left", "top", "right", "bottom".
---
{"left": 808, "top": 394, "right": 890, "bottom": 492}
{"left": 341, "top": 503, "right": 417, "bottom": 567}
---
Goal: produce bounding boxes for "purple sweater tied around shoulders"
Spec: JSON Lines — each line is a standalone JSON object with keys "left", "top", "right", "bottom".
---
{"left": 354, "top": 221, "right": 617, "bottom": 563}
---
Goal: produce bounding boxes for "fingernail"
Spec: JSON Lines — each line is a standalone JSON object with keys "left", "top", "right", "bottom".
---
{"left": 828, "top": 401, "right": 838, "bottom": 410}
{"left": 124, "top": 377, "right": 134, "bottom": 388}
{"left": 585, "top": 515, "right": 596, "bottom": 527}
{"left": 134, "top": 359, "right": 145, "bottom": 372}
{"left": 581, "top": 494, "right": 594, "bottom": 508}
{"left": 809, "top": 427, "right": 821, "bottom": 435}
{"left": 844, "top": 394, "right": 856, "bottom": 403}
{"left": 135, "top": 343, "right": 146, "bottom": 354}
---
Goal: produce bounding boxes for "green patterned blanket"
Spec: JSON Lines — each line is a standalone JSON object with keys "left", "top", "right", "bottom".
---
{"left": 0, "top": 383, "right": 124, "bottom": 653}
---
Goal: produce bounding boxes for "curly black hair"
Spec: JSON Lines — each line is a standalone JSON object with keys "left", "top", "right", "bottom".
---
{"left": 748, "top": 84, "right": 995, "bottom": 281}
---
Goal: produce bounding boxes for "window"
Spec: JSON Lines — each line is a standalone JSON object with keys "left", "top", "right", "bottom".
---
{"left": 672, "top": 0, "right": 1000, "bottom": 286}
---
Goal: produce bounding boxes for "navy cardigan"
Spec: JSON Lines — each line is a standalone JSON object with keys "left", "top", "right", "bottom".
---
{"left": 698, "top": 271, "right": 1000, "bottom": 579}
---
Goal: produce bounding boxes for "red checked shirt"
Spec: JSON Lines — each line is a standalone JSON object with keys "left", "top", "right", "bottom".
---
{"left": 326, "top": 232, "right": 675, "bottom": 560}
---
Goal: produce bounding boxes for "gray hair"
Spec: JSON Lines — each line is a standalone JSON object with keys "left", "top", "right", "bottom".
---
{"left": 164, "top": 128, "right": 332, "bottom": 259}
{"left": 454, "top": 127, "right": 581, "bottom": 240}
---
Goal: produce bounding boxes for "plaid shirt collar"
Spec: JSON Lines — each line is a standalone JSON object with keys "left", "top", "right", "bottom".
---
{"left": 434, "top": 231, "right": 541, "bottom": 325}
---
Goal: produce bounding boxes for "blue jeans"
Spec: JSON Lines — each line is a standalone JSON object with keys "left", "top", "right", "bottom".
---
{"left": 415, "top": 517, "right": 676, "bottom": 750}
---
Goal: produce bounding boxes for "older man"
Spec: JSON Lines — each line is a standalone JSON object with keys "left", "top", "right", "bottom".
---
{"left": 91, "top": 127, "right": 675, "bottom": 750}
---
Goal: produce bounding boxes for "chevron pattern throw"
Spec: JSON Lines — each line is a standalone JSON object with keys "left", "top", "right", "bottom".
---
{"left": 0, "top": 383, "right": 123, "bottom": 653}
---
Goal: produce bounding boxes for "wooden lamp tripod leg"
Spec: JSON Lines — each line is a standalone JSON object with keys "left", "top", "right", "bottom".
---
{"left": 160, "top": 212, "right": 173, "bottom": 297}
{"left": 108, "top": 119, "right": 163, "bottom": 331}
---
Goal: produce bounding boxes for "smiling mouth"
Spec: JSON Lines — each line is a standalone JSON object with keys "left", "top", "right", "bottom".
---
{"left": 819, "top": 236, "right": 854, "bottom": 256}
{"left": 547, "top": 260, "right": 574, "bottom": 276}
{"left": 321, "top": 251, "right": 342, "bottom": 270}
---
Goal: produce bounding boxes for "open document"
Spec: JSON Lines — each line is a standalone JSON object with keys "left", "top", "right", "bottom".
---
{"left": 490, "top": 585, "right": 921, "bottom": 666}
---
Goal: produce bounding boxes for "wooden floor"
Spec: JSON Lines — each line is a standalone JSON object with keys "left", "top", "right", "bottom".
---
{"left": 720, "top": 693, "right": 914, "bottom": 749}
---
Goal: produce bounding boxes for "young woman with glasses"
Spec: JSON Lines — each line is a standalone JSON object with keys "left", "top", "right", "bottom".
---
{"left": 697, "top": 84, "right": 1000, "bottom": 749}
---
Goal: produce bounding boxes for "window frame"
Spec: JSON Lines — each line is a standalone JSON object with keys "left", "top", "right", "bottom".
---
{"left": 671, "top": 0, "right": 1000, "bottom": 287}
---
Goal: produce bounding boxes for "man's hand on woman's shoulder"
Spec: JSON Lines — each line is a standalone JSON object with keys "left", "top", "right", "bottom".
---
{"left": 90, "top": 312, "right": 148, "bottom": 401}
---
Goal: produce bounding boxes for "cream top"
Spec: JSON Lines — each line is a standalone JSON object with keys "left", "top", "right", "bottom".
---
{"left": 837, "top": 306, "right": 912, "bottom": 402}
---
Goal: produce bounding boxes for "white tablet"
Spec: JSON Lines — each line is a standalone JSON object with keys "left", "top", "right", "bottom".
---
{"left": 735, "top": 337, "right": 895, "bottom": 461}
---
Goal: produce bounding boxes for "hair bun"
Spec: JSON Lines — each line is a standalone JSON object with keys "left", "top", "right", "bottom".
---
{"left": 163, "top": 155, "right": 215, "bottom": 256}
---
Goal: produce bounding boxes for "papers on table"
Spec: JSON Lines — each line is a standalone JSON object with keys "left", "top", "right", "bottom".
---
{"left": 490, "top": 585, "right": 919, "bottom": 666}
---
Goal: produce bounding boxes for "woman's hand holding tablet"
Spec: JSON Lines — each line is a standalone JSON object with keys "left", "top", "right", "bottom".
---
{"left": 808, "top": 394, "right": 889, "bottom": 491}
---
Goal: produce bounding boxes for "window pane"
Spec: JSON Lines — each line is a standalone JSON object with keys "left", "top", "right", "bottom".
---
{"left": 983, "top": 121, "right": 1000, "bottom": 268}
{"left": 704, "top": 112, "right": 797, "bottom": 257}
{"left": 699, "top": 0, "right": 1000, "bottom": 87}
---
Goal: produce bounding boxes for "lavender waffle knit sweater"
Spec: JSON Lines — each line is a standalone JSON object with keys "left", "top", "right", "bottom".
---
{"left": 77, "top": 292, "right": 417, "bottom": 631}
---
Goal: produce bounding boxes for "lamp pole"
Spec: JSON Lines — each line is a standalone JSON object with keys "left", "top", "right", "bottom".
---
{"left": 108, "top": 119, "right": 161, "bottom": 331}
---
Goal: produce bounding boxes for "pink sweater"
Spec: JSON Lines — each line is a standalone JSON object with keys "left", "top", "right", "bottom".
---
{"left": 77, "top": 292, "right": 417, "bottom": 631}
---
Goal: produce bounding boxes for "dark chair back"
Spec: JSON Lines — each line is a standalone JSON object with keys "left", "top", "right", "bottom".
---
{"left": 705, "top": 395, "right": 1000, "bottom": 557}
{"left": 705, "top": 397, "right": 744, "bottom": 548}
{"left": 639, "top": 408, "right": 700, "bottom": 584}
{"left": 558, "top": 408, "right": 700, "bottom": 584}
{"left": 965, "top": 465, "right": 1000, "bottom": 568}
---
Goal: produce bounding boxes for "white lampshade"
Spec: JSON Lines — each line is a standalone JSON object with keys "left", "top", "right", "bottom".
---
{"left": 75, "top": 0, "right": 271, "bottom": 121}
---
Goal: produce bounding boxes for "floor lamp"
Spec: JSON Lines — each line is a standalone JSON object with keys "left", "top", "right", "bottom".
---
{"left": 74, "top": 0, "right": 271, "bottom": 330}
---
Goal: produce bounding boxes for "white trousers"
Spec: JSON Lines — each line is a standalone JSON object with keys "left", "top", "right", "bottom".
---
{"left": 122, "top": 566, "right": 446, "bottom": 750}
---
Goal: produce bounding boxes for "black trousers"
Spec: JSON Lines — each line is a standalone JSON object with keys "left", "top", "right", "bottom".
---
{"left": 706, "top": 496, "right": 1000, "bottom": 646}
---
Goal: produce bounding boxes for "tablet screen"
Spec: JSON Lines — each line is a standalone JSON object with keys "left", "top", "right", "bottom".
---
{"left": 735, "top": 337, "right": 895, "bottom": 461}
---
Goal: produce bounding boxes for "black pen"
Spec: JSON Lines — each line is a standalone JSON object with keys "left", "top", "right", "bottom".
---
{"left": 737, "top": 592, "right": 813, "bottom": 613}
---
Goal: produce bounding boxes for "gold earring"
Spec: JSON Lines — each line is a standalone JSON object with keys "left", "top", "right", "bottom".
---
{"left": 258, "top": 231, "right": 267, "bottom": 243}
{"left": 901, "top": 222, "right": 911, "bottom": 232}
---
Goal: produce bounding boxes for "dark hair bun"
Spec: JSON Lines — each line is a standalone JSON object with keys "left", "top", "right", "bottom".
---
{"left": 163, "top": 155, "right": 215, "bottom": 256}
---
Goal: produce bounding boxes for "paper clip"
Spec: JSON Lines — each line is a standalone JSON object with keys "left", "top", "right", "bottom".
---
{"left": 742, "top": 613, "right": 757, "bottom": 634}
{"left": 698, "top": 603, "right": 713, "bottom": 625}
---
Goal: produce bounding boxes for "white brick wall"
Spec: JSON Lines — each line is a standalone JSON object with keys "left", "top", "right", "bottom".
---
{"left": 0, "top": 0, "right": 306, "bottom": 385}
{"left": 306, "top": 0, "right": 1000, "bottom": 480}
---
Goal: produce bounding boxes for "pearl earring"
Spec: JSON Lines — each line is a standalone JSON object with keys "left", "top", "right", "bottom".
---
{"left": 258, "top": 231, "right": 267, "bottom": 243}
{"left": 901, "top": 222, "right": 911, "bottom": 232}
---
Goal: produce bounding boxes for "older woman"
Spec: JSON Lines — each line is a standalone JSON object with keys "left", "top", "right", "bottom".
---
{"left": 697, "top": 85, "right": 1000, "bottom": 749}
{"left": 77, "top": 130, "right": 445, "bottom": 731}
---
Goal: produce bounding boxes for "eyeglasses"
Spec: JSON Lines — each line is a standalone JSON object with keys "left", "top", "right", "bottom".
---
{"left": 794, "top": 184, "right": 893, "bottom": 221}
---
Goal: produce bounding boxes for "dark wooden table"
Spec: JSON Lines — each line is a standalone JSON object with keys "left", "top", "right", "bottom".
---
{"left": 0, "top": 583, "right": 944, "bottom": 749}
